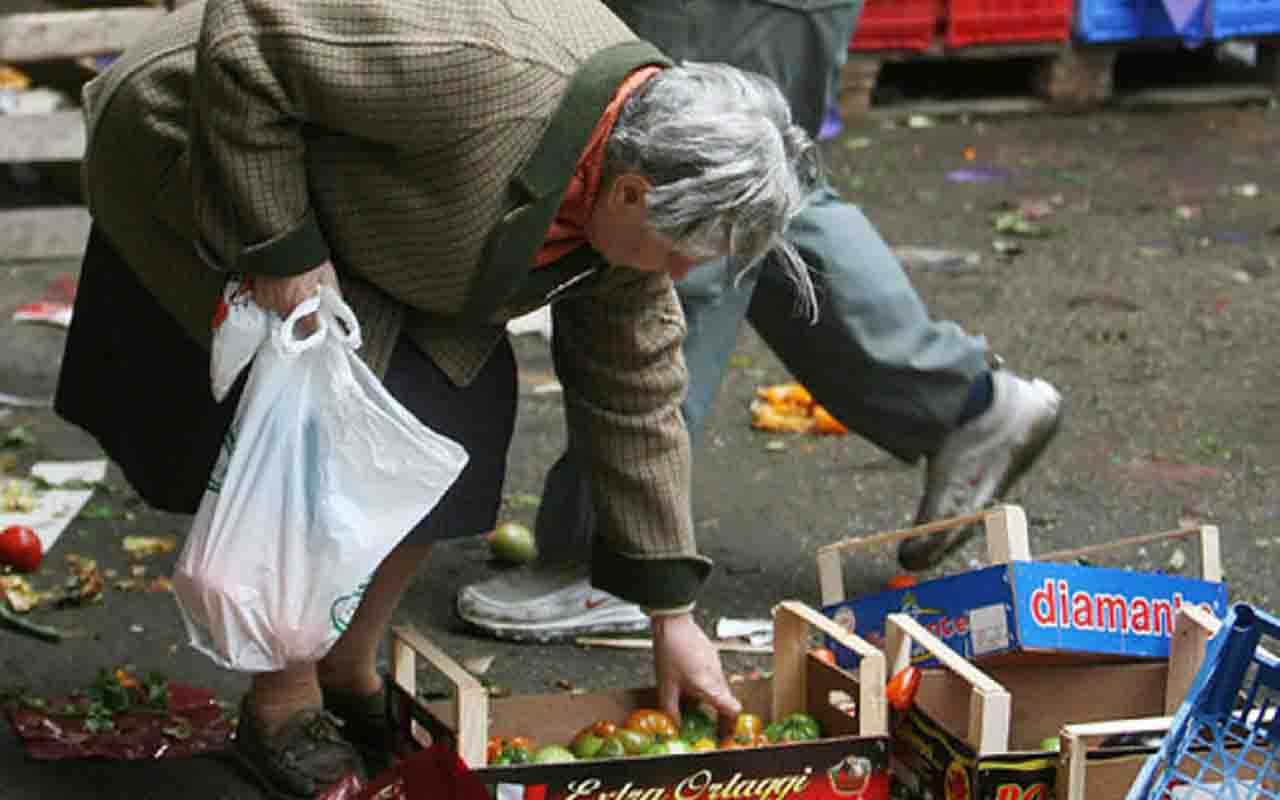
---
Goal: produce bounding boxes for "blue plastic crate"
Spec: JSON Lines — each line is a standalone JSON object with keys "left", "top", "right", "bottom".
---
{"left": 1126, "top": 603, "right": 1280, "bottom": 800}
{"left": 1076, "top": 0, "right": 1280, "bottom": 43}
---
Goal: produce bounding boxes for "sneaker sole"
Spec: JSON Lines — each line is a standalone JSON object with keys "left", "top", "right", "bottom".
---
{"left": 900, "top": 402, "right": 1064, "bottom": 571}
{"left": 457, "top": 606, "right": 650, "bottom": 644}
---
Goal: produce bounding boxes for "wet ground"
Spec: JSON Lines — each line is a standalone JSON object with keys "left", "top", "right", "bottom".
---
{"left": 1, "top": 91, "right": 1278, "bottom": 797}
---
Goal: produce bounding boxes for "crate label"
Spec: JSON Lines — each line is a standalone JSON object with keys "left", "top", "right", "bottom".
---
{"left": 480, "top": 736, "right": 891, "bottom": 799}
{"left": 969, "top": 604, "right": 1010, "bottom": 655}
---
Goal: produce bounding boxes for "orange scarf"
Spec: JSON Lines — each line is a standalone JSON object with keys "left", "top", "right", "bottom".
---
{"left": 535, "top": 66, "right": 662, "bottom": 268}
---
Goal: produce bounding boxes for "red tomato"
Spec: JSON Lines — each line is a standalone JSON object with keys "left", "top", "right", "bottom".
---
{"left": 577, "top": 719, "right": 617, "bottom": 739}
{"left": 0, "top": 525, "right": 42, "bottom": 573}
{"left": 810, "top": 647, "right": 837, "bottom": 666}
{"left": 486, "top": 736, "right": 505, "bottom": 764}
{"left": 886, "top": 665, "right": 922, "bottom": 712}
{"left": 624, "top": 708, "right": 678, "bottom": 740}
{"left": 507, "top": 735, "right": 535, "bottom": 752}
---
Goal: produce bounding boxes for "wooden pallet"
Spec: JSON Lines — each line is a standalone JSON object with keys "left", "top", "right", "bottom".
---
{"left": 839, "top": 37, "right": 1280, "bottom": 120}
{"left": 0, "top": 1, "right": 186, "bottom": 260}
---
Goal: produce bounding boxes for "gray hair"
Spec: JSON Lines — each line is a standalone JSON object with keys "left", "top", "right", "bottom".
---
{"left": 605, "top": 61, "right": 822, "bottom": 322}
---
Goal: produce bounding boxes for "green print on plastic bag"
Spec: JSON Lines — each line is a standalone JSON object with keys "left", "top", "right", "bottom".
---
{"left": 205, "top": 429, "right": 237, "bottom": 495}
{"left": 331, "top": 579, "right": 370, "bottom": 634}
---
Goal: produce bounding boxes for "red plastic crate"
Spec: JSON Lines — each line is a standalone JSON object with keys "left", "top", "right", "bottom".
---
{"left": 944, "top": 0, "right": 1073, "bottom": 46}
{"left": 850, "top": 0, "right": 942, "bottom": 51}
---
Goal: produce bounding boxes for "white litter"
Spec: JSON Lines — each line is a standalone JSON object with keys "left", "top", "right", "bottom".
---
{"left": 716, "top": 617, "right": 773, "bottom": 647}
{"left": 0, "top": 460, "right": 106, "bottom": 554}
{"left": 506, "top": 306, "right": 553, "bottom": 341}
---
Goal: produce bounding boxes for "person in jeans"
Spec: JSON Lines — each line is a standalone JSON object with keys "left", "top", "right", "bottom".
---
{"left": 457, "top": 0, "right": 1064, "bottom": 642}
{"left": 56, "top": 0, "right": 824, "bottom": 794}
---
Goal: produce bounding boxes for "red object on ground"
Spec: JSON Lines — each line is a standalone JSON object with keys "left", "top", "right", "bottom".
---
{"left": 0, "top": 524, "right": 42, "bottom": 572}
{"left": 5, "top": 682, "right": 233, "bottom": 760}
{"left": 45, "top": 275, "right": 78, "bottom": 304}
{"left": 850, "top": 0, "right": 942, "bottom": 52}
{"left": 943, "top": 0, "right": 1072, "bottom": 47}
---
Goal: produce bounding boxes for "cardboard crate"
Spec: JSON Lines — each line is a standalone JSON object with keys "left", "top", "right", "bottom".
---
{"left": 386, "top": 602, "right": 893, "bottom": 799}
{"left": 883, "top": 605, "right": 1220, "bottom": 800}
{"left": 818, "top": 505, "right": 1228, "bottom": 667}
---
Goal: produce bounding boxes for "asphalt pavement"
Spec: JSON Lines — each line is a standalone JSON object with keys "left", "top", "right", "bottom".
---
{"left": 2, "top": 96, "right": 1279, "bottom": 799}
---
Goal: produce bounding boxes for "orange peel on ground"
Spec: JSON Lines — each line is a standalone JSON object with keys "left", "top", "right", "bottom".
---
{"left": 750, "top": 383, "right": 848, "bottom": 436}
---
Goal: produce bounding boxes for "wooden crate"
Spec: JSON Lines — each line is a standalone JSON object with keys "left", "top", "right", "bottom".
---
{"left": 385, "top": 601, "right": 895, "bottom": 798}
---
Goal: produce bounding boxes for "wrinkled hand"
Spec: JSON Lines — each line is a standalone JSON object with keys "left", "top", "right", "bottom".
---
{"left": 251, "top": 261, "right": 339, "bottom": 331}
{"left": 652, "top": 613, "right": 742, "bottom": 724}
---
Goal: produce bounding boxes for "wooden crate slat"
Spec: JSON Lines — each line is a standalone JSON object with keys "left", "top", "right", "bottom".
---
{"left": 0, "top": 110, "right": 84, "bottom": 162}
{"left": 0, "top": 8, "right": 165, "bottom": 63}
{"left": 0, "top": 206, "right": 90, "bottom": 261}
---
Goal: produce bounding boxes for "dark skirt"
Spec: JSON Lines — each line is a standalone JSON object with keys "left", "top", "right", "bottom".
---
{"left": 55, "top": 226, "right": 515, "bottom": 543}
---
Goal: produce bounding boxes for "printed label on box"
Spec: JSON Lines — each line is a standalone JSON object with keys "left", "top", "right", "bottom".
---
{"left": 969, "top": 604, "right": 1010, "bottom": 656}
{"left": 479, "top": 736, "right": 891, "bottom": 800}
{"left": 891, "top": 710, "right": 1055, "bottom": 800}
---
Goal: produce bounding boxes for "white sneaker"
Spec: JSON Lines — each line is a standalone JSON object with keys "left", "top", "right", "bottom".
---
{"left": 898, "top": 370, "right": 1063, "bottom": 571}
{"left": 456, "top": 564, "right": 649, "bottom": 643}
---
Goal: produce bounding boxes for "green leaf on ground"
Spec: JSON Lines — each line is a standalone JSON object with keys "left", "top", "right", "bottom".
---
{"left": 2, "top": 426, "right": 36, "bottom": 449}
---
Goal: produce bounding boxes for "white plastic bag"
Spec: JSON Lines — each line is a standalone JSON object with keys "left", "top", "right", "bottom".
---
{"left": 173, "top": 283, "right": 468, "bottom": 672}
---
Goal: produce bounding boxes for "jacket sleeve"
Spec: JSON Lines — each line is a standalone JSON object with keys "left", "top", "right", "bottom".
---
{"left": 188, "top": 0, "right": 331, "bottom": 276}
{"left": 550, "top": 268, "right": 712, "bottom": 610}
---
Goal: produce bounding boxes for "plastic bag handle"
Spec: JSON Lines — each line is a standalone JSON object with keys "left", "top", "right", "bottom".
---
{"left": 276, "top": 295, "right": 327, "bottom": 355}
{"left": 319, "top": 286, "right": 363, "bottom": 350}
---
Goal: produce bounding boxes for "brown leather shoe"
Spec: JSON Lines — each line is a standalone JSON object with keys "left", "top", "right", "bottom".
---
{"left": 233, "top": 698, "right": 365, "bottom": 799}
{"left": 322, "top": 681, "right": 397, "bottom": 779}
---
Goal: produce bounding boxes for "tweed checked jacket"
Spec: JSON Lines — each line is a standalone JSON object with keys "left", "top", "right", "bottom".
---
{"left": 79, "top": 0, "right": 712, "bottom": 609}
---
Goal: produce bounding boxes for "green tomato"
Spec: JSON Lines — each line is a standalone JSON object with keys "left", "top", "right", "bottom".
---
{"left": 533, "top": 745, "right": 577, "bottom": 763}
{"left": 571, "top": 732, "right": 605, "bottom": 760}
{"left": 596, "top": 736, "right": 627, "bottom": 759}
{"left": 679, "top": 707, "right": 717, "bottom": 743}
{"left": 488, "top": 522, "right": 537, "bottom": 564}
{"left": 500, "top": 744, "right": 532, "bottom": 764}
{"left": 767, "top": 713, "right": 822, "bottom": 743}
{"left": 615, "top": 728, "right": 654, "bottom": 755}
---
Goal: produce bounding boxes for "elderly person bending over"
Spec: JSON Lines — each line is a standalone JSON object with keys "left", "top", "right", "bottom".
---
{"left": 54, "top": 0, "right": 819, "bottom": 795}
